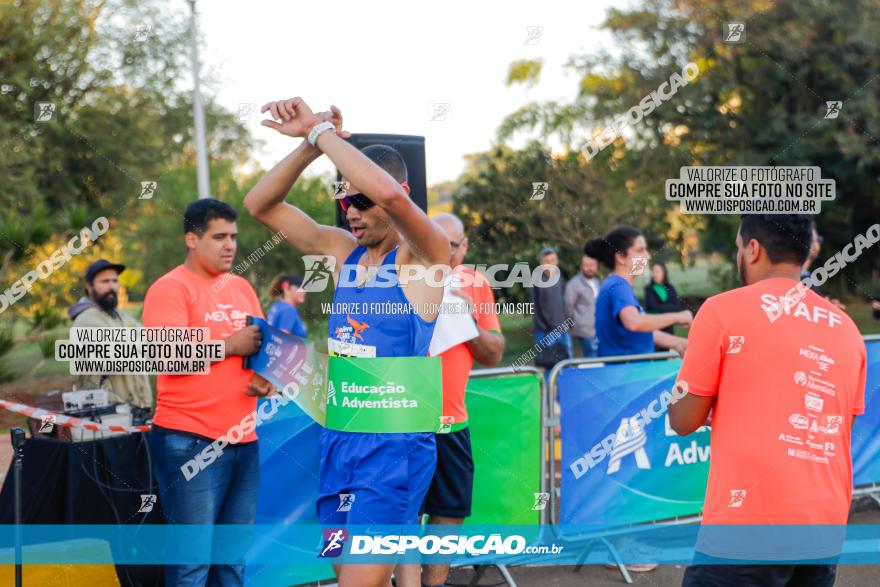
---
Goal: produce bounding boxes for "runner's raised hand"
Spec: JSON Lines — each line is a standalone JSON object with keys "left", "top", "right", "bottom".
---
{"left": 260, "top": 97, "right": 320, "bottom": 138}
{"left": 314, "top": 105, "right": 352, "bottom": 140}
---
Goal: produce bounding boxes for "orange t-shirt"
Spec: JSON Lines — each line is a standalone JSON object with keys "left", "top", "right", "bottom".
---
{"left": 678, "top": 277, "right": 866, "bottom": 527}
{"left": 142, "top": 264, "right": 265, "bottom": 442}
{"left": 436, "top": 268, "right": 502, "bottom": 425}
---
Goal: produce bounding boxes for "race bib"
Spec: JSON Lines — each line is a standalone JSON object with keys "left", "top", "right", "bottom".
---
{"left": 325, "top": 355, "right": 442, "bottom": 433}
{"left": 327, "top": 337, "right": 377, "bottom": 358}
{"left": 247, "top": 318, "right": 441, "bottom": 432}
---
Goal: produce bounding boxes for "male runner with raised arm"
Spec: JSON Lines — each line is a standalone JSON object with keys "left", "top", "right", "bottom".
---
{"left": 244, "top": 97, "right": 450, "bottom": 587}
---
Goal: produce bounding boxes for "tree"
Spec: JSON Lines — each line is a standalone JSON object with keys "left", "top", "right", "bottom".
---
{"left": 0, "top": 0, "right": 255, "bottom": 324}
{"left": 453, "top": 138, "right": 697, "bottom": 283}
{"left": 494, "top": 0, "right": 880, "bottom": 294}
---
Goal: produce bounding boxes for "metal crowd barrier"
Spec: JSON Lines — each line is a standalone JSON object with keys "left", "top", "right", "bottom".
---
{"left": 543, "top": 351, "right": 685, "bottom": 583}
{"left": 854, "top": 334, "right": 880, "bottom": 504}
{"left": 540, "top": 335, "right": 880, "bottom": 583}
{"left": 460, "top": 366, "right": 547, "bottom": 587}
{"left": 545, "top": 350, "right": 681, "bottom": 526}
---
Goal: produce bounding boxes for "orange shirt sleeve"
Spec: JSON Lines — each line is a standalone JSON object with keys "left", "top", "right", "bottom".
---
{"left": 854, "top": 342, "right": 867, "bottom": 415}
{"left": 677, "top": 299, "right": 724, "bottom": 397}
{"left": 142, "top": 277, "right": 190, "bottom": 328}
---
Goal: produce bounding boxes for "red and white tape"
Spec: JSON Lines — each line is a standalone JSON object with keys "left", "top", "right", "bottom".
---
{"left": 0, "top": 399, "right": 150, "bottom": 433}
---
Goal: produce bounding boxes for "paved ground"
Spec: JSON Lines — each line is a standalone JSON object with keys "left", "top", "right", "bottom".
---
{"left": 458, "top": 559, "right": 880, "bottom": 587}
{"left": 441, "top": 506, "right": 880, "bottom": 587}
{"left": 2, "top": 433, "right": 878, "bottom": 586}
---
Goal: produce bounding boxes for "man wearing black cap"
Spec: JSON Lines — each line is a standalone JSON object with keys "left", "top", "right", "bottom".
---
{"left": 68, "top": 258, "right": 153, "bottom": 408}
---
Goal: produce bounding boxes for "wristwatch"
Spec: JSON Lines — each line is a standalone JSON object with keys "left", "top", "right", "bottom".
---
{"left": 308, "top": 121, "right": 336, "bottom": 147}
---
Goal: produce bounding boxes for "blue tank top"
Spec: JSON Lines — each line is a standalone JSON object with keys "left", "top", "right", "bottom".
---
{"left": 327, "top": 246, "right": 436, "bottom": 358}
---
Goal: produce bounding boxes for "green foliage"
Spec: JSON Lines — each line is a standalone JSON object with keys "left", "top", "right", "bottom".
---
{"left": 453, "top": 139, "right": 693, "bottom": 291}
{"left": 708, "top": 257, "right": 739, "bottom": 294}
{"left": 29, "top": 304, "right": 67, "bottom": 333}
{"left": 0, "top": 363, "right": 12, "bottom": 383}
{"left": 0, "top": 319, "right": 13, "bottom": 382}
{"left": 38, "top": 333, "right": 58, "bottom": 359}
{"left": 0, "top": 0, "right": 259, "bottom": 322}
{"left": 0, "top": 320, "right": 13, "bottom": 357}
{"left": 128, "top": 164, "right": 337, "bottom": 302}
{"left": 0, "top": 204, "right": 51, "bottom": 266}
{"left": 506, "top": 59, "right": 543, "bottom": 87}
{"left": 0, "top": 0, "right": 192, "bottom": 237}
{"left": 492, "top": 0, "right": 880, "bottom": 293}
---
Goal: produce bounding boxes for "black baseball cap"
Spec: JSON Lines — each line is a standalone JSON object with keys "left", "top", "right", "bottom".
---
{"left": 86, "top": 259, "right": 126, "bottom": 283}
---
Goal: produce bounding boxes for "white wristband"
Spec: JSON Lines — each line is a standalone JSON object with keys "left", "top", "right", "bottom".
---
{"left": 308, "top": 121, "right": 336, "bottom": 147}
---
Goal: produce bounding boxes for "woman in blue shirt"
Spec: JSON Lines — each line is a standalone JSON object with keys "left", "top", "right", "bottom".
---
{"left": 584, "top": 226, "right": 691, "bottom": 357}
{"left": 266, "top": 274, "right": 308, "bottom": 338}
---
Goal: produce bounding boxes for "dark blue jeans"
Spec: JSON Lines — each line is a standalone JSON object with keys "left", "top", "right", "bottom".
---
{"left": 533, "top": 330, "right": 573, "bottom": 357}
{"left": 148, "top": 429, "right": 259, "bottom": 587}
{"left": 574, "top": 336, "right": 599, "bottom": 358}
{"left": 682, "top": 563, "right": 836, "bottom": 586}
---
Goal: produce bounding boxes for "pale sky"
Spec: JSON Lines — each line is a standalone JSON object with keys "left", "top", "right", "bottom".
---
{"left": 195, "top": 0, "right": 618, "bottom": 184}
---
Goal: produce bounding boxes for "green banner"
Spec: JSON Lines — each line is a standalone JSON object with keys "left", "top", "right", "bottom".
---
{"left": 466, "top": 371, "right": 543, "bottom": 525}
{"left": 247, "top": 317, "right": 442, "bottom": 433}
{"left": 326, "top": 356, "right": 443, "bottom": 433}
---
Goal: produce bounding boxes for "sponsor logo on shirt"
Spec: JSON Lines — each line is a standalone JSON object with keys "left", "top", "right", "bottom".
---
{"left": 804, "top": 392, "right": 824, "bottom": 413}
{"left": 799, "top": 346, "right": 836, "bottom": 372}
{"left": 778, "top": 433, "right": 804, "bottom": 445}
{"left": 334, "top": 314, "right": 371, "bottom": 344}
{"left": 327, "top": 338, "right": 377, "bottom": 358}
{"left": 204, "top": 305, "right": 248, "bottom": 331}
{"left": 793, "top": 371, "right": 837, "bottom": 396}
{"left": 823, "top": 415, "right": 842, "bottom": 434}
{"left": 788, "top": 413, "right": 809, "bottom": 430}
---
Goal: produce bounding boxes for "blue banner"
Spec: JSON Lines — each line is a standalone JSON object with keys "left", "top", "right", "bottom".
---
{"left": 559, "top": 337, "right": 880, "bottom": 531}
{"left": 244, "top": 361, "right": 333, "bottom": 584}
{"left": 244, "top": 317, "right": 328, "bottom": 424}
{"left": 852, "top": 339, "right": 880, "bottom": 486}
{"left": 559, "top": 358, "right": 709, "bottom": 527}
{"left": 6, "top": 524, "right": 880, "bottom": 565}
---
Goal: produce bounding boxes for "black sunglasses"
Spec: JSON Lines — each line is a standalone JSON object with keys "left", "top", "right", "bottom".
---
{"left": 337, "top": 193, "right": 376, "bottom": 212}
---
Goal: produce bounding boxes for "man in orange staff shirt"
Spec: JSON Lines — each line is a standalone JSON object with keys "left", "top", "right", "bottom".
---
{"left": 143, "top": 199, "right": 272, "bottom": 587}
{"left": 398, "top": 213, "right": 506, "bottom": 587}
{"left": 670, "top": 214, "right": 867, "bottom": 587}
